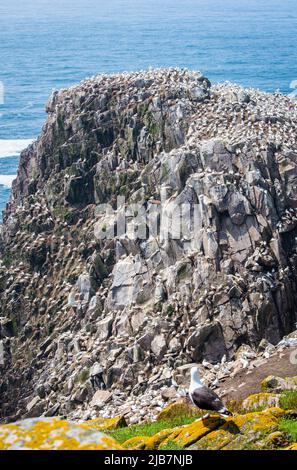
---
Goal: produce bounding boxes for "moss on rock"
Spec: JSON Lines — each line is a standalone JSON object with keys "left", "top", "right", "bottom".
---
{"left": 145, "top": 428, "right": 179, "bottom": 450}
{"left": 189, "top": 409, "right": 281, "bottom": 450}
{"left": 167, "top": 416, "right": 224, "bottom": 448}
{"left": 286, "top": 443, "right": 297, "bottom": 450}
{"left": 122, "top": 436, "right": 150, "bottom": 450}
{"left": 242, "top": 392, "right": 280, "bottom": 412}
{"left": 84, "top": 415, "right": 127, "bottom": 431}
{"left": 261, "top": 376, "right": 297, "bottom": 393}
{"left": 156, "top": 400, "right": 201, "bottom": 422}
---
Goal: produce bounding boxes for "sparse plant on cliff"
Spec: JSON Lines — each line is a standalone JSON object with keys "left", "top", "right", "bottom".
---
{"left": 279, "top": 391, "right": 297, "bottom": 410}
{"left": 280, "top": 418, "right": 297, "bottom": 442}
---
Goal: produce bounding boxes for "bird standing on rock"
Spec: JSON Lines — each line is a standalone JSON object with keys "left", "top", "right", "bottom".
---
{"left": 189, "top": 366, "right": 233, "bottom": 418}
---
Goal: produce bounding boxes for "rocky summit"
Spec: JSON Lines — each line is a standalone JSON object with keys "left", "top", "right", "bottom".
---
{"left": 0, "top": 68, "right": 297, "bottom": 425}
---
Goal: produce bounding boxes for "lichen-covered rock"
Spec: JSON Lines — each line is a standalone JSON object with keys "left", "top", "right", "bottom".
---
{"left": 189, "top": 409, "right": 281, "bottom": 450}
{"left": 156, "top": 400, "right": 201, "bottom": 421}
{"left": 242, "top": 393, "right": 280, "bottom": 411}
{"left": 122, "top": 436, "right": 149, "bottom": 450}
{"left": 0, "top": 417, "right": 123, "bottom": 450}
{"left": 259, "top": 431, "right": 289, "bottom": 449}
{"left": 261, "top": 376, "right": 297, "bottom": 393}
{"left": 286, "top": 443, "right": 297, "bottom": 450}
{"left": 118, "top": 407, "right": 290, "bottom": 450}
{"left": 145, "top": 428, "right": 178, "bottom": 450}
{"left": 83, "top": 415, "right": 127, "bottom": 431}
{"left": 165, "top": 416, "right": 224, "bottom": 448}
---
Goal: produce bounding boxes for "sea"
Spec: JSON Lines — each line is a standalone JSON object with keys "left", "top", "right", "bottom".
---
{"left": 0, "top": 0, "right": 297, "bottom": 221}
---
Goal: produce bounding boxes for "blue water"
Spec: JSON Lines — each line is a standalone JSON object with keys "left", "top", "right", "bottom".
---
{"left": 0, "top": 0, "right": 297, "bottom": 219}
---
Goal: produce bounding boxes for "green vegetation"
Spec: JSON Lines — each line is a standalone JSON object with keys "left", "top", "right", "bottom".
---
{"left": 2, "top": 252, "right": 14, "bottom": 268}
{"left": 52, "top": 205, "right": 69, "bottom": 220}
{"left": 11, "top": 317, "right": 19, "bottom": 337}
{"left": 74, "top": 368, "right": 90, "bottom": 384}
{"left": 160, "top": 440, "right": 184, "bottom": 450}
{"left": 166, "top": 305, "right": 175, "bottom": 316}
{"left": 144, "top": 111, "right": 160, "bottom": 138}
{"left": 177, "top": 263, "right": 189, "bottom": 281}
{"left": 279, "top": 418, "right": 297, "bottom": 442}
{"left": 279, "top": 391, "right": 297, "bottom": 410}
{"left": 108, "top": 415, "right": 198, "bottom": 444}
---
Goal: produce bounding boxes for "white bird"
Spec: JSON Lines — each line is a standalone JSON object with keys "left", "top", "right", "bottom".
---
{"left": 188, "top": 367, "right": 233, "bottom": 418}
{"left": 67, "top": 290, "right": 77, "bottom": 307}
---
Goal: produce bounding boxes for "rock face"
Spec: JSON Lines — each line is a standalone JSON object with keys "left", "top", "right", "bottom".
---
{"left": 1, "top": 68, "right": 297, "bottom": 422}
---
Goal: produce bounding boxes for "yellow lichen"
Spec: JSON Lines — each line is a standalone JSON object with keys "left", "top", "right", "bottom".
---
{"left": 242, "top": 393, "right": 280, "bottom": 411}
{"left": 285, "top": 443, "right": 297, "bottom": 450}
{"left": 83, "top": 415, "right": 127, "bottom": 431}
{"left": 190, "top": 409, "right": 280, "bottom": 450}
{"left": 262, "top": 407, "right": 286, "bottom": 418}
{"left": 122, "top": 436, "right": 150, "bottom": 450}
{"left": 0, "top": 418, "right": 123, "bottom": 450}
{"left": 261, "top": 375, "right": 297, "bottom": 392}
{"left": 156, "top": 400, "right": 200, "bottom": 421}
{"left": 163, "top": 416, "right": 225, "bottom": 448}
{"left": 260, "top": 431, "right": 288, "bottom": 449}
{"left": 145, "top": 428, "right": 178, "bottom": 450}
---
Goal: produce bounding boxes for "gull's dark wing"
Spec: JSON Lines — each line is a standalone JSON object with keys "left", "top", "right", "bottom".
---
{"left": 191, "top": 386, "right": 225, "bottom": 412}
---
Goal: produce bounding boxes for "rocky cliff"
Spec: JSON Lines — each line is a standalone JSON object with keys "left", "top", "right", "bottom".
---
{"left": 0, "top": 68, "right": 297, "bottom": 423}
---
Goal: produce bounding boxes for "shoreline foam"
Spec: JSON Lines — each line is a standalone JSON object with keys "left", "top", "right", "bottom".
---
{"left": 0, "top": 139, "right": 34, "bottom": 158}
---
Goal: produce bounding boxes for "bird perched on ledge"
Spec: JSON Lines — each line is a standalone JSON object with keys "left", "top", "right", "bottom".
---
{"left": 189, "top": 366, "right": 233, "bottom": 418}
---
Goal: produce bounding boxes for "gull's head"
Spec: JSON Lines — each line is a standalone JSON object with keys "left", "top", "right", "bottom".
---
{"left": 190, "top": 366, "right": 201, "bottom": 385}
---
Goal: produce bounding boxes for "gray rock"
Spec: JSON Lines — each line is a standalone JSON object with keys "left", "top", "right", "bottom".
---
{"left": 90, "top": 390, "right": 112, "bottom": 408}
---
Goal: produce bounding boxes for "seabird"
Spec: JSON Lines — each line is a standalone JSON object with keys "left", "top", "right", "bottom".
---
{"left": 189, "top": 366, "right": 233, "bottom": 418}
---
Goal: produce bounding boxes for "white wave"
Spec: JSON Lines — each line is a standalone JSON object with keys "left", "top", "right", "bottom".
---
{"left": 0, "top": 175, "right": 16, "bottom": 188}
{"left": 0, "top": 139, "right": 35, "bottom": 158}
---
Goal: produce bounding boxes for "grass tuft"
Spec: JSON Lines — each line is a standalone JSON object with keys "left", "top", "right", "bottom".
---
{"left": 108, "top": 415, "right": 197, "bottom": 444}
{"left": 279, "top": 391, "right": 297, "bottom": 411}
{"left": 160, "top": 440, "right": 184, "bottom": 450}
{"left": 279, "top": 418, "right": 297, "bottom": 442}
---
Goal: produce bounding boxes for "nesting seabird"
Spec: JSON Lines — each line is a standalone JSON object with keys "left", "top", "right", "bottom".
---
{"left": 189, "top": 367, "right": 233, "bottom": 418}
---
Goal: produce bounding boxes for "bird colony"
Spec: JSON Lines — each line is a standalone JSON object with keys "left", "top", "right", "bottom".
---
{"left": 0, "top": 68, "right": 297, "bottom": 422}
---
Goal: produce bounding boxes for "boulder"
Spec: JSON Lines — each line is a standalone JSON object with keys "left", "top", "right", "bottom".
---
{"left": 261, "top": 376, "right": 297, "bottom": 393}
{"left": 190, "top": 409, "right": 283, "bottom": 450}
{"left": 187, "top": 322, "right": 227, "bottom": 363}
{"left": 90, "top": 390, "right": 112, "bottom": 408}
{"left": 156, "top": 400, "right": 201, "bottom": 421}
{"left": 84, "top": 415, "right": 127, "bottom": 431}
{"left": 151, "top": 334, "right": 167, "bottom": 359}
{"left": 242, "top": 393, "right": 281, "bottom": 411}
{"left": 0, "top": 417, "right": 122, "bottom": 450}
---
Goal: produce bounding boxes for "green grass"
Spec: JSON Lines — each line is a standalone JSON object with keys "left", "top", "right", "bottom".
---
{"left": 160, "top": 440, "right": 184, "bottom": 450}
{"left": 279, "top": 391, "right": 297, "bottom": 411}
{"left": 279, "top": 418, "right": 297, "bottom": 442}
{"left": 108, "top": 415, "right": 198, "bottom": 444}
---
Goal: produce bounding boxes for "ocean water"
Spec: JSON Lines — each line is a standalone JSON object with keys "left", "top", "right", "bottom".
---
{"left": 0, "top": 0, "right": 297, "bottom": 220}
